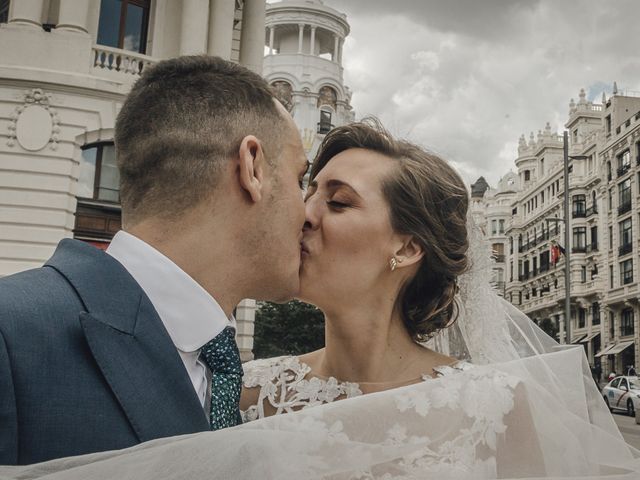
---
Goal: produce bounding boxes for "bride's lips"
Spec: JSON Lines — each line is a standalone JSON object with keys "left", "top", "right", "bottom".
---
{"left": 300, "top": 241, "right": 310, "bottom": 258}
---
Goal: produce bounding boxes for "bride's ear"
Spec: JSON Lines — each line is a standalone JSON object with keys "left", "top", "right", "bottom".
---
{"left": 394, "top": 237, "right": 424, "bottom": 268}
{"left": 237, "top": 135, "right": 264, "bottom": 203}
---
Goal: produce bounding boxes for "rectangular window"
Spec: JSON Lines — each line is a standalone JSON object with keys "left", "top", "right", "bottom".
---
{"left": 498, "top": 219, "right": 505, "bottom": 234}
{"left": 78, "top": 143, "right": 120, "bottom": 202}
{"left": 581, "top": 266, "right": 586, "bottom": 283}
{"left": 621, "top": 308, "right": 634, "bottom": 337}
{"left": 590, "top": 225, "right": 598, "bottom": 251}
{"left": 578, "top": 308, "right": 586, "bottom": 329}
{"left": 609, "top": 226, "right": 613, "bottom": 250}
{"left": 618, "top": 150, "right": 631, "bottom": 177}
{"left": 618, "top": 178, "right": 631, "bottom": 214}
{"left": 606, "top": 115, "right": 612, "bottom": 135}
{"left": 0, "top": 0, "right": 8, "bottom": 23}
{"left": 540, "top": 191, "right": 544, "bottom": 204}
{"left": 491, "top": 220, "right": 497, "bottom": 235}
{"left": 318, "top": 110, "right": 333, "bottom": 134}
{"left": 610, "top": 265, "right": 614, "bottom": 288}
{"left": 540, "top": 158, "right": 545, "bottom": 176}
{"left": 572, "top": 194, "right": 586, "bottom": 218}
{"left": 572, "top": 227, "right": 586, "bottom": 252}
{"left": 524, "top": 170, "right": 531, "bottom": 181}
{"left": 621, "top": 259, "right": 633, "bottom": 285}
{"left": 609, "top": 188, "right": 613, "bottom": 210}
{"left": 592, "top": 303, "right": 601, "bottom": 326}
{"left": 619, "top": 217, "right": 632, "bottom": 250}
{"left": 97, "top": 0, "right": 151, "bottom": 54}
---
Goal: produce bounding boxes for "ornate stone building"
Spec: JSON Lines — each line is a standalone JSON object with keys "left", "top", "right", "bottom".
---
{"left": 263, "top": 0, "right": 354, "bottom": 161}
{"left": 0, "top": 0, "right": 267, "bottom": 360}
{"left": 474, "top": 87, "right": 640, "bottom": 376}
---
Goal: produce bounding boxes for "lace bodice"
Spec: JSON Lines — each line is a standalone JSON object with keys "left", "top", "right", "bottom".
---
{"left": 241, "top": 355, "right": 474, "bottom": 422}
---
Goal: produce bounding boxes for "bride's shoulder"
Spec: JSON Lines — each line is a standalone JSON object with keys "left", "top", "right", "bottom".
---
{"left": 242, "top": 354, "right": 310, "bottom": 387}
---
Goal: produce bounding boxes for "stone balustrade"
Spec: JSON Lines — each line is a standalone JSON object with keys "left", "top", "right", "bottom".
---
{"left": 92, "top": 45, "right": 155, "bottom": 77}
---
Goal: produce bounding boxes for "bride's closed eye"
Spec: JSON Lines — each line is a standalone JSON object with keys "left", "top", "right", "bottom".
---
{"left": 326, "top": 200, "right": 350, "bottom": 210}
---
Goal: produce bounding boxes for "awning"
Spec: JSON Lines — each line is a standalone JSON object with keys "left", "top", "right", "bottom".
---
{"left": 571, "top": 334, "right": 587, "bottom": 344}
{"left": 606, "top": 340, "right": 635, "bottom": 355}
{"left": 581, "top": 332, "right": 601, "bottom": 343}
{"left": 595, "top": 344, "right": 617, "bottom": 358}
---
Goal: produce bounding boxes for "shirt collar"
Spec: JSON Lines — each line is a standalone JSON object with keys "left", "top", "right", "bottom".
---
{"left": 106, "top": 230, "right": 232, "bottom": 352}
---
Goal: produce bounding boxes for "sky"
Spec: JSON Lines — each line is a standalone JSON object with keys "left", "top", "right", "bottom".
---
{"left": 317, "top": 0, "right": 640, "bottom": 187}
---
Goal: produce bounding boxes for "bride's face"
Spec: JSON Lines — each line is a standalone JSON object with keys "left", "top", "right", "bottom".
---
{"left": 298, "top": 148, "right": 400, "bottom": 308}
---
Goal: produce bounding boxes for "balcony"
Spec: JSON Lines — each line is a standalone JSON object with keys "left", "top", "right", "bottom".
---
{"left": 617, "top": 164, "right": 631, "bottom": 177}
{"left": 619, "top": 243, "right": 633, "bottom": 257}
{"left": 317, "top": 122, "right": 334, "bottom": 134}
{"left": 585, "top": 205, "right": 598, "bottom": 217}
{"left": 91, "top": 45, "right": 155, "bottom": 78}
{"left": 618, "top": 201, "right": 632, "bottom": 215}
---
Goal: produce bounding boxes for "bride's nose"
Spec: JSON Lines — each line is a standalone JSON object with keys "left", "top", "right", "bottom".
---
{"left": 303, "top": 196, "right": 320, "bottom": 231}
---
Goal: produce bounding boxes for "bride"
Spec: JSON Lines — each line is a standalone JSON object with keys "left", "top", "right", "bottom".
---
{"left": 2, "top": 121, "right": 639, "bottom": 480}
{"left": 241, "top": 119, "right": 490, "bottom": 420}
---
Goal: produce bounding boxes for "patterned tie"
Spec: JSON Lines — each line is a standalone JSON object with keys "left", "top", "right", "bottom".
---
{"left": 199, "top": 326, "right": 243, "bottom": 430}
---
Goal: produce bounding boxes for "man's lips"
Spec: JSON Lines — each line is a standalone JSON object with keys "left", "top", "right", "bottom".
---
{"left": 300, "top": 242, "right": 310, "bottom": 257}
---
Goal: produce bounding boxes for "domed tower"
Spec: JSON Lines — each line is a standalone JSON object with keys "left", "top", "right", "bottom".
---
{"left": 264, "top": 0, "right": 354, "bottom": 159}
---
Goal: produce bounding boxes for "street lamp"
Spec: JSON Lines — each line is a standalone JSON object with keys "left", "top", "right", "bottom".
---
{"left": 561, "top": 131, "right": 588, "bottom": 344}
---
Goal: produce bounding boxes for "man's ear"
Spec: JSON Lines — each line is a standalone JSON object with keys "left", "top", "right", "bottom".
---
{"left": 394, "top": 237, "right": 424, "bottom": 268}
{"left": 237, "top": 135, "right": 265, "bottom": 203}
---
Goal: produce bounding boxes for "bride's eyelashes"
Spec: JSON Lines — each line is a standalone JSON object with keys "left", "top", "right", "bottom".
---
{"left": 326, "top": 200, "right": 350, "bottom": 210}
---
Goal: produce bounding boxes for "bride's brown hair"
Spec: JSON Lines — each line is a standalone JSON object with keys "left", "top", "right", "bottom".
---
{"left": 310, "top": 118, "right": 469, "bottom": 341}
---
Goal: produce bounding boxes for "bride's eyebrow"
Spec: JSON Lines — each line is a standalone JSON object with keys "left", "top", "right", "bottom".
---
{"left": 325, "top": 179, "right": 362, "bottom": 199}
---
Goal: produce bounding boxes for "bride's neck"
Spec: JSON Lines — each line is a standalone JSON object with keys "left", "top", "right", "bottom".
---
{"left": 316, "top": 302, "right": 425, "bottom": 384}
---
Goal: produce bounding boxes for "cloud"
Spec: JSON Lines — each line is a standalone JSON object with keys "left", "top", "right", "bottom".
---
{"left": 320, "top": 0, "right": 640, "bottom": 186}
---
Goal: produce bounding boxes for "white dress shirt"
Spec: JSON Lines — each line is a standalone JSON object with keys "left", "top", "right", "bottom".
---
{"left": 106, "top": 230, "right": 233, "bottom": 407}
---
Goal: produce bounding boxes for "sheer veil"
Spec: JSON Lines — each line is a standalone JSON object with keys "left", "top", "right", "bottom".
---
{"left": 2, "top": 216, "right": 640, "bottom": 479}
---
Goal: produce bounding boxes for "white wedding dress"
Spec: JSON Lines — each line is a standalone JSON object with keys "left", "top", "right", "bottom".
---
{"left": 1, "top": 218, "right": 639, "bottom": 479}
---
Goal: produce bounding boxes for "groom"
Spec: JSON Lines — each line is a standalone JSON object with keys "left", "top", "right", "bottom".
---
{"left": 0, "top": 56, "right": 308, "bottom": 465}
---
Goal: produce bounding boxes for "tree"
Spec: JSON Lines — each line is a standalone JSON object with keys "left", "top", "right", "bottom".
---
{"left": 252, "top": 300, "right": 325, "bottom": 359}
{"left": 538, "top": 317, "right": 559, "bottom": 340}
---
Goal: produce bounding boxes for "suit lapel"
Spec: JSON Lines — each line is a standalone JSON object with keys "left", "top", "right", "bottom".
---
{"left": 46, "top": 239, "right": 210, "bottom": 442}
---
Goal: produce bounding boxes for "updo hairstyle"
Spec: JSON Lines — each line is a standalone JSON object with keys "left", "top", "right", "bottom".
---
{"left": 310, "top": 119, "right": 469, "bottom": 341}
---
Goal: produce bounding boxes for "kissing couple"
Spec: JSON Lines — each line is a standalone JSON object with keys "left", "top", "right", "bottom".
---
{"left": 0, "top": 56, "right": 637, "bottom": 479}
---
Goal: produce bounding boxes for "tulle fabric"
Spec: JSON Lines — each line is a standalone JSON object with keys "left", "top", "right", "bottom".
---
{"left": 0, "top": 346, "right": 638, "bottom": 479}
{"left": 1, "top": 217, "right": 637, "bottom": 479}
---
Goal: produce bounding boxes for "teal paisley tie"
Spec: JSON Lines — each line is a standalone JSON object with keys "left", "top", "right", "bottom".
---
{"left": 199, "top": 326, "right": 243, "bottom": 430}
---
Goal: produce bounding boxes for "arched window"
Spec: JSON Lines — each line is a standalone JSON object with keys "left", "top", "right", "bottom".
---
{"left": 318, "top": 108, "right": 334, "bottom": 134}
{"left": 317, "top": 86, "right": 337, "bottom": 110}
{"left": 270, "top": 81, "right": 293, "bottom": 112}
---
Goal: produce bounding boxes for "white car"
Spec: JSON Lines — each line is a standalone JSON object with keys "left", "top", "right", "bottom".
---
{"left": 602, "top": 376, "right": 640, "bottom": 416}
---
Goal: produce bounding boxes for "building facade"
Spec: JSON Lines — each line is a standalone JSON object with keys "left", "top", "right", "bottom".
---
{"left": 263, "top": 0, "right": 354, "bottom": 161}
{"left": 0, "top": 0, "right": 267, "bottom": 360}
{"left": 474, "top": 87, "right": 640, "bottom": 377}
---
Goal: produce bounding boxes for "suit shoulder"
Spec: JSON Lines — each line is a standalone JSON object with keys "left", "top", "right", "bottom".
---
{"left": 0, "top": 266, "right": 82, "bottom": 333}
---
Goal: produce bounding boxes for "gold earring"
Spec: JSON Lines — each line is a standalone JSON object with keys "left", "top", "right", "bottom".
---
{"left": 390, "top": 257, "right": 398, "bottom": 271}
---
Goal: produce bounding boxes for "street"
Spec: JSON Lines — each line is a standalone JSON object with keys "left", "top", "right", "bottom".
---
{"left": 614, "top": 411, "right": 640, "bottom": 450}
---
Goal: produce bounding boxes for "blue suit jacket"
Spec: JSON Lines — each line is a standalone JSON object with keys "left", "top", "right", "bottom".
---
{"left": 0, "top": 239, "right": 210, "bottom": 465}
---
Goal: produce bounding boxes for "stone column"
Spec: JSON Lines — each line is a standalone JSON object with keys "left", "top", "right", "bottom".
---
{"left": 333, "top": 33, "right": 339, "bottom": 62}
{"left": 208, "top": 0, "right": 235, "bottom": 60}
{"left": 239, "top": 0, "right": 266, "bottom": 73}
{"left": 56, "top": 0, "right": 91, "bottom": 34}
{"left": 338, "top": 37, "right": 344, "bottom": 64}
{"left": 268, "top": 25, "right": 275, "bottom": 54}
{"left": 297, "top": 23, "right": 304, "bottom": 53}
{"left": 180, "top": 0, "right": 209, "bottom": 55}
{"left": 309, "top": 26, "right": 316, "bottom": 55}
{"left": 8, "top": 0, "right": 44, "bottom": 28}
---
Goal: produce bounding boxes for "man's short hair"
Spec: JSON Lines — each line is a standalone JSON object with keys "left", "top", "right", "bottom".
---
{"left": 114, "top": 55, "right": 286, "bottom": 225}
